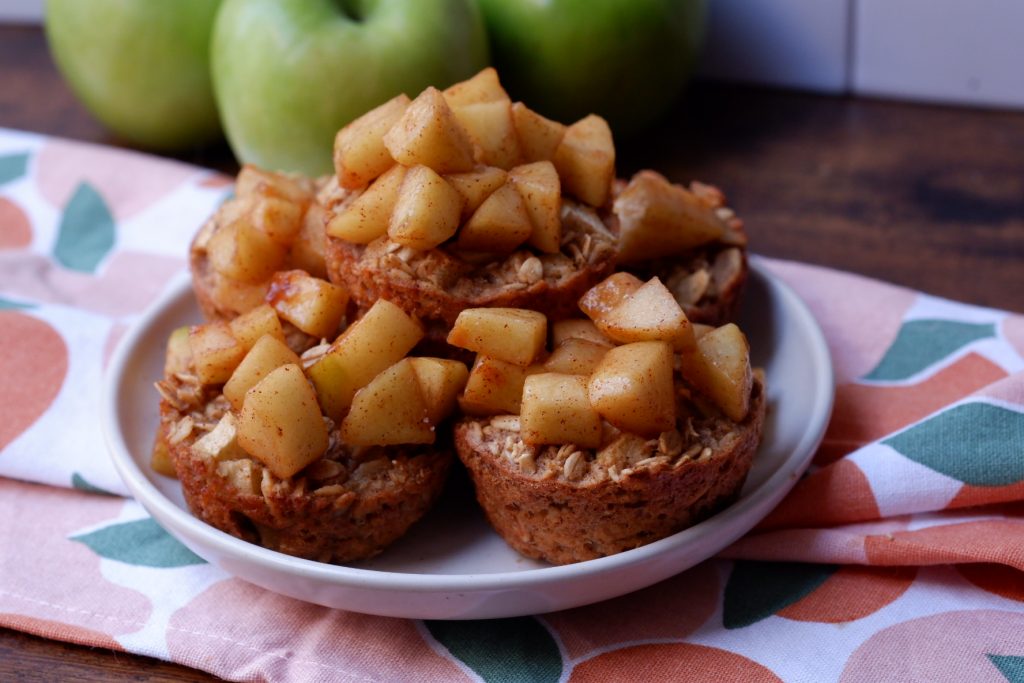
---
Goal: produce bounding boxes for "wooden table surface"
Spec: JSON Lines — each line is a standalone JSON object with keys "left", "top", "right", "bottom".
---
{"left": 1, "top": 22, "right": 1022, "bottom": 682}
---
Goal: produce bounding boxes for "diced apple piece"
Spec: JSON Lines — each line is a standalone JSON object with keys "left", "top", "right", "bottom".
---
{"left": 288, "top": 201, "right": 328, "bottom": 278}
{"left": 455, "top": 182, "right": 532, "bottom": 253}
{"left": 543, "top": 338, "right": 610, "bottom": 375}
{"left": 189, "top": 321, "right": 245, "bottom": 385}
{"left": 509, "top": 161, "right": 561, "bottom": 253}
{"left": 445, "top": 69, "right": 521, "bottom": 167}
{"left": 447, "top": 307, "right": 547, "bottom": 367}
{"left": 273, "top": 273, "right": 340, "bottom": 328}
{"left": 445, "top": 166, "right": 508, "bottom": 218}
{"left": 613, "top": 170, "right": 728, "bottom": 263}
{"left": 388, "top": 165, "right": 464, "bottom": 250}
{"left": 223, "top": 334, "right": 302, "bottom": 410}
{"left": 150, "top": 432, "right": 177, "bottom": 478}
{"left": 208, "top": 275, "right": 270, "bottom": 316}
{"left": 233, "top": 166, "right": 270, "bottom": 198}
{"left": 553, "top": 114, "right": 615, "bottom": 207}
{"left": 235, "top": 165, "right": 314, "bottom": 204}
{"left": 597, "top": 277, "right": 697, "bottom": 352}
{"left": 333, "top": 93, "right": 410, "bottom": 189}
{"left": 164, "top": 325, "right": 193, "bottom": 376}
{"left": 410, "top": 357, "right": 470, "bottom": 425}
{"left": 588, "top": 341, "right": 675, "bottom": 437}
{"left": 551, "top": 319, "right": 614, "bottom": 347}
{"left": 341, "top": 359, "right": 434, "bottom": 446}
{"left": 443, "top": 67, "right": 509, "bottom": 107}
{"left": 251, "top": 194, "right": 304, "bottom": 246}
{"left": 193, "top": 413, "right": 248, "bottom": 463}
{"left": 512, "top": 102, "right": 566, "bottom": 162}
{"left": 214, "top": 458, "right": 262, "bottom": 495}
{"left": 679, "top": 323, "right": 753, "bottom": 422}
{"left": 521, "top": 373, "right": 602, "bottom": 448}
{"left": 267, "top": 270, "right": 348, "bottom": 340}
{"left": 237, "top": 364, "right": 328, "bottom": 479}
{"left": 693, "top": 323, "right": 715, "bottom": 339}
{"left": 382, "top": 86, "right": 476, "bottom": 173}
{"left": 578, "top": 271, "right": 643, "bottom": 320}
{"left": 664, "top": 267, "right": 711, "bottom": 308}
{"left": 206, "top": 216, "right": 287, "bottom": 283}
{"left": 228, "top": 304, "right": 285, "bottom": 352}
{"left": 452, "top": 100, "right": 522, "bottom": 169}
{"left": 307, "top": 299, "right": 423, "bottom": 420}
{"left": 458, "top": 355, "right": 534, "bottom": 416}
{"left": 325, "top": 164, "right": 406, "bottom": 244}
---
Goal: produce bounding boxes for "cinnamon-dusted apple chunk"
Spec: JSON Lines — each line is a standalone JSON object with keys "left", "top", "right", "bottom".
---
{"left": 266, "top": 269, "right": 349, "bottom": 341}
{"left": 553, "top": 115, "right": 615, "bottom": 208}
{"left": 443, "top": 68, "right": 522, "bottom": 169}
{"left": 520, "top": 373, "right": 602, "bottom": 448}
{"left": 457, "top": 355, "right": 537, "bottom": 417}
{"left": 452, "top": 274, "right": 766, "bottom": 565}
{"left": 382, "top": 86, "right": 476, "bottom": 174}
{"left": 542, "top": 337, "right": 609, "bottom": 376}
{"left": 306, "top": 298, "right": 424, "bottom": 421}
{"left": 325, "top": 164, "right": 406, "bottom": 245}
{"left": 333, "top": 93, "right": 410, "bottom": 190}
{"left": 387, "top": 165, "right": 464, "bottom": 250}
{"left": 447, "top": 307, "right": 547, "bottom": 367}
{"left": 236, "top": 363, "right": 329, "bottom": 479}
{"left": 587, "top": 341, "right": 676, "bottom": 437}
{"left": 222, "top": 334, "right": 301, "bottom": 411}
{"left": 154, "top": 290, "right": 467, "bottom": 564}
{"left": 512, "top": 102, "right": 566, "bottom": 163}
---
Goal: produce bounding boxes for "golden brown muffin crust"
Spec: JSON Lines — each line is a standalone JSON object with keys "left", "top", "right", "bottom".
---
{"left": 454, "top": 375, "right": 766, "bottom": 565}
{"left": 325, "top": 199, "right": 618, "bottom": 329}
{"left": 156, "top": 372, "right": 452, "bottom": 564}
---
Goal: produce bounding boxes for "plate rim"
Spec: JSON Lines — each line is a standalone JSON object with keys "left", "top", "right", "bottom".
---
{"left": 102, "top": 256, "right": 834, "bottom": 605}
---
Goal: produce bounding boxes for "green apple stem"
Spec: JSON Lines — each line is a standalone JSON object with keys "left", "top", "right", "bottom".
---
{"left": 334, "top": 0, "right": 368, "bottom": 22}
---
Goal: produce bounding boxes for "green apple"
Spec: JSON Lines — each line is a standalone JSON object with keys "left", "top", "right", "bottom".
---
{"left": 45, "top": 0, "right": 222, "bottom": 151}
{"left": 211, "top": 0, "right": 490, "bottom": 176}
{"left": 475, "top": 0, "right": 706, "bottom": 135}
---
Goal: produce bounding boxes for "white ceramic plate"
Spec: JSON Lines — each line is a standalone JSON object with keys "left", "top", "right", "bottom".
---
{"left": 103, "top": 256, "right": 833, "bottom": 620}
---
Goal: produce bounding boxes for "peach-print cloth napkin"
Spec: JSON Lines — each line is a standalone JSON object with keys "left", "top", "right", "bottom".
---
{"left": 1, "top": 128, "right": 1023, "bottom": 682}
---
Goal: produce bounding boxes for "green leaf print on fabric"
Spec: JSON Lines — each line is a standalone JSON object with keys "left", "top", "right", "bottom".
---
{"left": 988, "top": 654, "right": 1024, "bottom": 683}
{"left": 425, "top": 617, "right": 562, "bottom": 683}
{"left": 864, "top": 320, "right": 995, "bottom": 381}
{"left": 71, "top": 473, "right": 116, "bottom": 496}
{"left": 53, "top": 182, "right": 115, "bottom": 273}
{"left": 71, "top": 517, "right": 205, "bottom": 567}
{"left": 0, "top": 152, "right": 28, "bottom": 187}
{"left": 883, "top": 402, "right": 1024, "bottom": 486}
{"left": 0, "top": 298, "right": 33, "bottom": 310}
{"left": 723, "top": 561, "right": 838, "bottom": 629}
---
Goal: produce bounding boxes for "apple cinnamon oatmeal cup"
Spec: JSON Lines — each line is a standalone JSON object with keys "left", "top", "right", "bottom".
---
{"left": 455, "top": 375, "right": 766, "bottom": 565}
{"left": 152, "top": 296, "right": 467, "bottom": 564}
{"left": 190, "top": 167, "right": 358, "bottom": 354}
{"left": 319, "top": 69, "right": 622, "bottom": 339}
{"left": 608, "top": 171, "right": 750, "bottom": 326}
{"left": 320, "top": 69, "right": 748, "bottom": 341}
{"left": 445, "top": 272, "right": 766, "bottom": 565}
{"left": 190, "top": 165, "right": 338, "bottom": 323}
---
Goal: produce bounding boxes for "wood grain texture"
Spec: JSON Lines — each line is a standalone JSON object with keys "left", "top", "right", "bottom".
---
{"left": 1, "top": 20, "right": 1022, "bottom": 683}
{"left": 0, "top": 25, "right": 237, "bottom": 172}
{"left": 618, "top": 85, "right": 1024, "bottom": 312}
{"left": 0, "top": 627, "right": 218, "bottom": 682}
